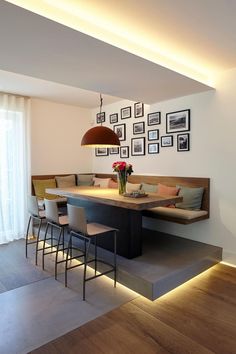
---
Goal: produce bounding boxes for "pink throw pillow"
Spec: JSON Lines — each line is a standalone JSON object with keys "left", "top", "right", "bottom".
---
{"left": 158, "top": 183, "right": 179, "bottom": 208}
{"left": 108, "top": 179, "right": 118, "bottom": 189}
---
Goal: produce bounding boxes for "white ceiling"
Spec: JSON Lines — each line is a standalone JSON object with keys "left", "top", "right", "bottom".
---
{"left": 1, "top": 0, "right": 235, "bottom": 108}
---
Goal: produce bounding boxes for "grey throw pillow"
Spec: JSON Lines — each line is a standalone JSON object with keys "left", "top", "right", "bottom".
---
{"left": 77, "top": 174, "right": 95, "bottom": 186}
{"left": 176, "top": 185, "right": 204, "bottom": 210}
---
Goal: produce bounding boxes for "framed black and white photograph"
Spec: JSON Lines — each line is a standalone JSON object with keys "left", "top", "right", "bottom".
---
{"left": 134, "top": 102, "right": 144, "bottom": 118}
{"left": 147, "top": 112, "right": 161, "bottom": 126}
{"left": 161, "top": 135, "right": 173, "bottom": 147}
{"left": 131, "top": 137, "right": 145, "bottom": 156}
{"left": 120, "top": 146, "right": 129, "bottom": 158}
{"left": 148, "top": 143, "right": 159, "bottom": 154}
{"left": 95, "top": 147, "right": 108, "bottom": 156}
{"left": 121, "top": 106, "right": 131, "bottom": 119}
{"left": 177, "top": 133, "right": 190, "bottom": 151}
{"left": 133, "top": 121, "right": 145, "bottom": 135}
{"left": 166, "top": 109, "right": 190, "bottom": 133}
{"left": 114, "top": 123, "right": 126, "bottom": 141}
{"left": 110, "top": 147, "right": 119, "bottom": 155}
{"left": 96, "top": 112, "right": 105, "bottom": 124}
{"left": 109, "top": 113, "right": 118, "bottom": 124}
{"left": 148, "top": 129, "right": 159, "bottom": 141}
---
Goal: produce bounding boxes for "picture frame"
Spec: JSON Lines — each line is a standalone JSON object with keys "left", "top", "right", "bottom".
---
{"left": 96, "top": 112, "right": 105, "bottom": 124}
{"left": 121, "top": 106, "right": 131, "bottom": 119}
{"left": 95, "top": 147, "right": 108, "bottom": 156}
{"left": 109, "top": 147, "right": 119, "bottom": 155}
{"left": 120, "top": 146, "right": 129, "bottom": 158}
{"left": 166, "top": 109, "right": 190, "bottom": 133}
{"left": 161, "top": 135, "right": 173, "bottom": 147}
{"left": 133, "top": 121, "right": 145, "bottom": 135}
{"left": 147, "top": 112, "right": 161, "bottom": 126}
{"left": 109, "top": 113, "right": 118, "bottom": 124}
{"left": 134, "top": 102, "right": 144, "bottom": 118}
{"left": 148, "top": 129, "right": 159, "bottom": 141}
{"left": 148, "top": 143, "right": 159, "bottom": 154}
{"left": 177, "top": 133, "right": 190, "bottom": 151}
{"left": 131, "top": 137, "right": 145, "bottom": 156}
{"left": 114, "top": 123, "right": 126, "bottom": 141}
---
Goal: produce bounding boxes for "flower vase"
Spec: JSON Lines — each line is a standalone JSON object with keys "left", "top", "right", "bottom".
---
{"left": 117, "top": 171, "right": 127, "bottom": 195}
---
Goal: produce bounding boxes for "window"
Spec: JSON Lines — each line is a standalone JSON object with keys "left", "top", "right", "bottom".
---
{"left": 0, "top": 95, "right": 30, "bottom": 243}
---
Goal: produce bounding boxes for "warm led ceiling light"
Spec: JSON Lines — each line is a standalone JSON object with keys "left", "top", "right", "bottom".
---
{"left": 6, "top": 0, "right": 215, "bottom": 87}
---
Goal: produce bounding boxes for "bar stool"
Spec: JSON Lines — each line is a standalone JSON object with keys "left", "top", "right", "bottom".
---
{"left": 42, "top": 199, "right": 69, "bottom": 279}
{"left": 65, "top": 204, "right": 118, "bottom": 301}
{"left": 25, "top": 195, "right": 46, "bottom": 265}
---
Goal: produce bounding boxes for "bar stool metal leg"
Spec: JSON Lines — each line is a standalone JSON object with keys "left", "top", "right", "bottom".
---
{"left": 35, "top": 218, "right": 43, "bottom": 265}
{"left": 55, "top": 227, "right": 63, "bottom": 280}
{"left": 114, "top": 231, "right": 117, "bottom": 288}
{"left": 42, "top": 222, "right": 50, "bottom": 270}
{"left": 25, "top": 215, "right": 32, "bottom": 258}
{"left": 83, "top": 238, "right": 91, "bottom": 301}
{"left": 94, "top": 235, "right": 97, "bottom": 276}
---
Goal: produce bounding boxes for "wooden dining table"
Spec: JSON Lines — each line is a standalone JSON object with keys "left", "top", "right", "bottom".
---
{"left": 47, "top": 186, "right": 182, "bottom": 259}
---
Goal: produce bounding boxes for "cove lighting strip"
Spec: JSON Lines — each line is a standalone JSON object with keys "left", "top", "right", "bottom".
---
{"left": 7, "top": 0, "right": 215, "bottom": 87}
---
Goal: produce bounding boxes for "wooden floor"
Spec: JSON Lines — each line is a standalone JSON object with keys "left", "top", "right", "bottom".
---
{"left": 31, "top": 263, "right": 236, "bottom": 354}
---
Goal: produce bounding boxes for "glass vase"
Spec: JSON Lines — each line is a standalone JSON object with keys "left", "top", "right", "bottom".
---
{"left": 117, "top": 171, "right": 127, "bottom": 195}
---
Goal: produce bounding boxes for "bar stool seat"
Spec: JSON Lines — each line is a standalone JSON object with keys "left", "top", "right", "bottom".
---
{"left": 42, "top": 199, "right": 69, "bottom": 279}
{"left": 65, "top": 204, "right": 118, "bottom": 301}
{"left": 25, "top": 195, "right": 46, "bottom": 265}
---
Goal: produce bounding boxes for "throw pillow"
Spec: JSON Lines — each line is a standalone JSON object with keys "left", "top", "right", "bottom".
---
{"left": 158, "top": 183, "right": 179, "bottom": 208}
{"left": 126, "top": 182, "right": 141, "bottom": 193}
{"left": 158, "top": 183, "right": 179, "bottom": 196}
{"left": 93, "top": 177, "right": 111, "bottom": 188}
{"left": 108, "top": 179, "right": 118, "bottom": 189}
{"left": 176, "top": 185, "right": 204, "bottom": 210}
{"left": 32, "top": 179, "right": 58, "bottom": 200}
{"left": 55, "top": 174, "right": 76, "bottom": 188}
{"left": 141, "top": 182, "right": 158, "bottom": 193}
{"left": 77, "top": 174, "right": 95, "bottom": 186}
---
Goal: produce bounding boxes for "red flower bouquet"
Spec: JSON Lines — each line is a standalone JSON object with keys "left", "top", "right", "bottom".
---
{"left": 112, "top": 161, "right": 133, "bottom": 194}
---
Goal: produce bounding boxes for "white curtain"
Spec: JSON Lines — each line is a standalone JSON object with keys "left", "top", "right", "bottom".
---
{"left": 0, "top": 94, "right": 31, "bottom": 244}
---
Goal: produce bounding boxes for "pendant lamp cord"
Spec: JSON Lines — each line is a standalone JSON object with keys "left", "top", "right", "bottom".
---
{"left": 100, "top": 93, "right": 103, "bottom": 125}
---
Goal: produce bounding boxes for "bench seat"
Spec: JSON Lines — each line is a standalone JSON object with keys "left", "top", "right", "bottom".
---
{"left": 143, "top": 207, "right": 208, "bottom": 224}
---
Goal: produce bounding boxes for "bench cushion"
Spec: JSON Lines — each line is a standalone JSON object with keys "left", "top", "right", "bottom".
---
{"left": 147, "top": 207, "right": 208, "bottom": 220}
{"left": 93, "top": 177, "right": 111, "bottom": 188}
{"left": 55, "top": 174, "right": 76, "bottom": 188}
{"left": 126, "top": 182, "right": 141, "bottom": 193}
{"left": 33, "top": 178, "right": 58, "bottom": 200}
{"left": 77, "top": 174, "right": 95, "bottom": 186}
{"left": 141, "top": 182, "right": 158, "bottom": 193}
{"left": 176, "top": 185, "right": 204, "bottom": 210}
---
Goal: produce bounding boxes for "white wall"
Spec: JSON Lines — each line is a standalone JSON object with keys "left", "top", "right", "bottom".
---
{"left": 92, "top": 68, "right": 236, "bottom": 265}
{"left": 31, "top": 98, "right": 93, "bottom": 174}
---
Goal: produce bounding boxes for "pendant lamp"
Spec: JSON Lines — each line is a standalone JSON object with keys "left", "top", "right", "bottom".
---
{"left": 81, "top": 94, "right": 120, "bottom": 147}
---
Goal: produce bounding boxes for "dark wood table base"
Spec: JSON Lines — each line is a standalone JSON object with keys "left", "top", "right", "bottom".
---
{"left": 68, "top": 198, "right": 142, "bottom": 259}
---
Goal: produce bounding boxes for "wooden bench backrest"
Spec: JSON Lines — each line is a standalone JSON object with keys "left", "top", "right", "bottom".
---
{"left": 31, "top": 173, "right": 210, "bottom": 214}
{"left": 96, "top": 174, "right": 210, "bottom": 213}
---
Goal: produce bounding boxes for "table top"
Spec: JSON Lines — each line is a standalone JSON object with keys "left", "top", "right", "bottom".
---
{"left": 46, "top": 186, "right": 182, "bottom": 211}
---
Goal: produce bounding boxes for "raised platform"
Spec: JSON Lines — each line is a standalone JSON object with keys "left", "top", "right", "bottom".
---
{"left": 31, "top": 224, "right": 222, "bottom": 301}
{"left": 99, "top": 229, "right": 222, "bottom": 300}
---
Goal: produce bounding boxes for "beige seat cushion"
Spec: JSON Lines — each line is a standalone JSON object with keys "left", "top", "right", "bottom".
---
{"left": 148, "top": 207, "right": 208, "bottom": 220}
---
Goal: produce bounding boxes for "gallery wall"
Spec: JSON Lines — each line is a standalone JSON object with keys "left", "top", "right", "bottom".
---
{"left": 30, "top": 98, "right": 93, "bottom": 175}
{"left": 92, "top": 68, "right": 236, "bottom": 265}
